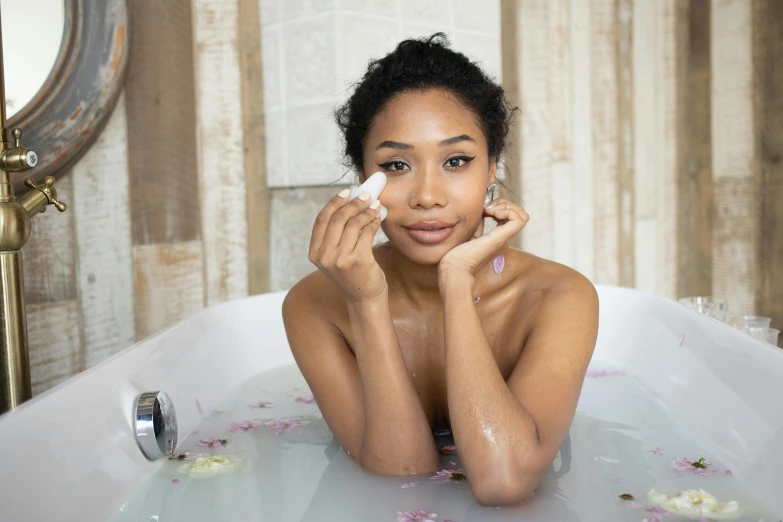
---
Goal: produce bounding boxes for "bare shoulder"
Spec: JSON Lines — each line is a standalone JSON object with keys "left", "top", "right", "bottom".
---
{"left": 283, "top": 243, "right": 391, "bottom": 339}
{"left": 503, "top": 248, "right": 598, "bottom": 316}
{"left": 282, "top": 269, "right": 343, "bottom": 328}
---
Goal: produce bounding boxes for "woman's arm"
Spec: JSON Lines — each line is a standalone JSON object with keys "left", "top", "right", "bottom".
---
{"left": 346, "top": 289, "right": 440, "bottom": 474}
{"left": 284, "top": 282, "right": 439, "bottom": 476}
{"left": 439, "top": 269, "right": 598, "bottom": 507}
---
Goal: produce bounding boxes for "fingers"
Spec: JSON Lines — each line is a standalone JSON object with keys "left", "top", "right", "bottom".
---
{"left": 483, "top": 200, "right": 530, "bottom": 225}
{"left": 472, "top": 217, "right": 484, "bottom": 240}
{"left": 310, "top": 189, "right": 351, "bottom": 256}
{"left": 352, "top": 212, "right": 382, "bottom": 256}
{"left": 311, "top": 191, "right": 374, "bottom": 259}
{"left": 339, "top": 199, "right": 383, "bottom": 251}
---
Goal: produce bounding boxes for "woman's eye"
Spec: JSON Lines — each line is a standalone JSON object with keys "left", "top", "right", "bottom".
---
{"left": 379, "top": 161, "right": 409, "bottom": 172}
{"left": 445, "top": 156, "right": 475, "bottom": 168}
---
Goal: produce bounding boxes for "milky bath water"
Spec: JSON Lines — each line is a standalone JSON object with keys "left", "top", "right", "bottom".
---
{"left": 110, "top": 363, "right": 778, "bottom": 521}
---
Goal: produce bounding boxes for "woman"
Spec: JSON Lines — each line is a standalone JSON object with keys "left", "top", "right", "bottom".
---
{"left": 282, "top": 33, "right": 598, "bottom": 507}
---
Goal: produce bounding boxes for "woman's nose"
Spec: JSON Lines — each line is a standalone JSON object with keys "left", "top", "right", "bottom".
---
{"left": 409, "top": 166, "right": 446, "bottom": 208}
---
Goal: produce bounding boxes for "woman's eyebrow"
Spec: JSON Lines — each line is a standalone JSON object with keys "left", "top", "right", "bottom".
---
{"left": 375, "top": 134, "right": 476, "bottom": 150}
{"left": 440, "top": 134, "right": 475, "bottom": 146}
{"left": 376, "top": 140, "right": 413, "bottom": 151}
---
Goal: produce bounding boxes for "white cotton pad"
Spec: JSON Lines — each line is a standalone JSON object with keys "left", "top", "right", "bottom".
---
{"left": 349, "top": 171, "right": 387, "bottom": 221}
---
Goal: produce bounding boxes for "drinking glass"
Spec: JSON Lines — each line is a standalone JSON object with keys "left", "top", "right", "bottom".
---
{"left": 737, "top": 316, "right": 772, "bottom": 342}
{"left": 677, "top": 297, "right": 729, "bottom": 323}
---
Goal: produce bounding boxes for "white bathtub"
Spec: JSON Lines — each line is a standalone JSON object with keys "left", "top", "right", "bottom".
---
{"left": 0, "top": 285, "right": 781, "bottom": 521}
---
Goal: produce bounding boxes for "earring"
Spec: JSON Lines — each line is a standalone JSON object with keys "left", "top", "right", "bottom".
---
{"left": 485, "top": 183, "right": 497, "bottom": 205}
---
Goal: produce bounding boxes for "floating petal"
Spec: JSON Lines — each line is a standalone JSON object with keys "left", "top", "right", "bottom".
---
{"left": 671, "top": 457, "right": 718, "bottom": 475}
{"left": 492, "top": 254, "right": 505, "bottom": 275}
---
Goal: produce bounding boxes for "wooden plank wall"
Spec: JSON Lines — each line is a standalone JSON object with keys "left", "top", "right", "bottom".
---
{"left": 752, "top": 0, "right": 783, "bottom": 331}
{"left": 677, "top": 0, "right": 713, "bottom": 299}
{"left": 21, "top": 0, "right": 267, "bottom": 395}
{"left": 19, "top": 0, "right": 783, "bottom": 395}
{"left": 125, "top": 0, "right": 206, "bottom": 339}
{"left": 238, "top": 0, "right": 271, "bottom": 295}
{"left": 502, "top": 0, "right": 782, "bottom": 340}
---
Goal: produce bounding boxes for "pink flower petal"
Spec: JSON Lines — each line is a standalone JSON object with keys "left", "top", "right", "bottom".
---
{"left": 171, "top": 478, "right": 180, "bottom": 484}
{"left": 648, "top": 447, "right": 664, "bottom": 456}
{"left": 679, "top": 333, "right": 686, "bottom": 347}
{"left": 646, "top": 507, "right": 668, "bottom": 515}
{"left": 474, "top": 296, "right": 480, "bottom": 304}
{"left": 295, "top": 396, "right": 317, "bottom": 404}
{"left": 401, "top": 482, "right": 418, "bottom": 488}
{"left": 428, "top": 468, "right": 465, "bottom": 481}
{"left": 440, "top": 445, "right": 457, "bottom": 455}
{"left": 725, "top": 469, "right": 733, "bottom": 476}
{"left": 671, "top": 457, "right": 718, "bottom": 475}
{"left": 228, "top": 420, "right": 262, "bottom": 432}
{"left": 396, "top": 510, "right": 438, "bottom": 522}
{"left": 264, "top": 417, "right": 308, "bottom": 435}
{"left": 197, "top": 437, "right": 227, "bottom": 448}
{"left": 612, "top": 476, "right": 624, "bottom": 483}
{"left": 627, "top": 502, "right": 645, "bottom": 509}
{"left": 429, "top": 469, "right": 452, "bottom": 480}
{"left": 492, "top": 254, "right": 505, "bottom": 275}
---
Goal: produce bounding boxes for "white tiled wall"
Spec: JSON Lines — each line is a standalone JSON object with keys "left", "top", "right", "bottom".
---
{"left": 260, "top": 0, "right": 502, "bottom": 189}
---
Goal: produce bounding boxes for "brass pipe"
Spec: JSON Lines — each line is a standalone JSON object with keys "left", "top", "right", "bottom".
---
{"left": 0, "top": 252, "right": 29, "bottom": 410}
{"left": 0, "top": 7, "right": 67, "bottom": 414}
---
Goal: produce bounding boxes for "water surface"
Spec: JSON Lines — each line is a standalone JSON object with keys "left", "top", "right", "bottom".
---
{"left": 111, "top": 363, "right": 777, "bottom": 521}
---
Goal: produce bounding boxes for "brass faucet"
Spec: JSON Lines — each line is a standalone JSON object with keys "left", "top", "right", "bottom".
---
{"left": 0, "top": 12, "right": 67, "bottom": 414}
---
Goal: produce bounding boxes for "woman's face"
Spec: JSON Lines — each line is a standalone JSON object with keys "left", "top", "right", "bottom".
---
{"left": 361, "top": 88, "right": 496, "bottom": 265}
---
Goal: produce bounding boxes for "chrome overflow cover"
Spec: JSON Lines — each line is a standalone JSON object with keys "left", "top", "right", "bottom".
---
{"left": 134, "top": 391, "right": 178, "bottom": 460}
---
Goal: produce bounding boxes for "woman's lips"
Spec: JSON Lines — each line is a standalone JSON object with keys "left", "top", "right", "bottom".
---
{"left": 405, "top": 225, "right": 455, "bottom": 244}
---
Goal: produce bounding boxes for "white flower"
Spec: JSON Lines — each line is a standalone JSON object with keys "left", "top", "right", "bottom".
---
{"left": 647, "top": 489, "right": 744, "bottom": 520}
{"left": 179, "top": 454, "right": 242, "bottom": 478}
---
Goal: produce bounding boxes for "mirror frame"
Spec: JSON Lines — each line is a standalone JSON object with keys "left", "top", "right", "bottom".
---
{"left": 7, "top": 0, "right": 129, "bottom": 194}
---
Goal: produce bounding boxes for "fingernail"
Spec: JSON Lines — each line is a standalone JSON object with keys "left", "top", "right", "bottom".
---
{"left": 338, "top": 189, "right": 350, "bottom": 198}
{"left": 369, "top": 199, "right": 380, "bottom": 209}
{"left": 358, "top": 192, "right": 371, "bottom": 201}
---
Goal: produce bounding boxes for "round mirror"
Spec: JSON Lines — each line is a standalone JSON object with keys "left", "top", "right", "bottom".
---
{"left": 0, "top": 0, "right": 129, "bottom": 194}
{"left": 1, "top": 0, "right": 64, "bottom": 119}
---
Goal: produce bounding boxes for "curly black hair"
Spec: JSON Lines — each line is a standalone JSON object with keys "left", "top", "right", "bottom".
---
{"left": 334, "top": 33, "right": 518, "bottom": 187}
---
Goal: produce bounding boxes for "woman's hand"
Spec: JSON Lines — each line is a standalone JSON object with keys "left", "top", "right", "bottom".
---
{"left": 309, "top": 189, "right": 387, "bottom": 304}
{"left": 439, "top": 198, "right": 530, "bottom": 280}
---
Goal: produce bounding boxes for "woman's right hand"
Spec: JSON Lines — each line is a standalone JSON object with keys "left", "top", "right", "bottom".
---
{"left": 308, "top": 189, "right": 387, "bottom": 304}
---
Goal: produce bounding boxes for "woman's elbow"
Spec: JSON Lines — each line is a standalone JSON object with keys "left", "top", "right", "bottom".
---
{"left": 470, "top": 470, "right": 542, "bottom": 507}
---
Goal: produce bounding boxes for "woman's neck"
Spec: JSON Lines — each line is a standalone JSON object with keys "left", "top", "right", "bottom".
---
{"left": 382, "top": 243, "right": 445, "bottom": 311}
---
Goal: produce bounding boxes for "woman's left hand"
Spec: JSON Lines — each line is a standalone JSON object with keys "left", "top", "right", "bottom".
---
{"left": 439, "top": 198, "right": 530, "bottom": 280}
